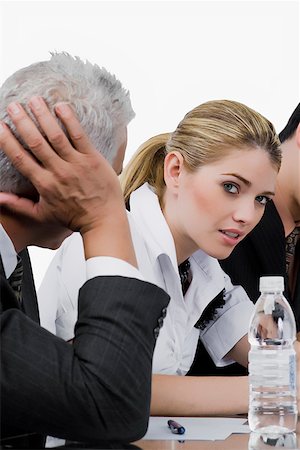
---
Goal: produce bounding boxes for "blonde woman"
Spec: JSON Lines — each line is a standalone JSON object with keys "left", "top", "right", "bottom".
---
{"left": 38, "top": 100, "right": 281, "bottom": 415}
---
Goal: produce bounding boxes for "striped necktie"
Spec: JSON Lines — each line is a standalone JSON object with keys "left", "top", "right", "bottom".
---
{"left": 8, "top": 256, "right": 23, "bottom": 303}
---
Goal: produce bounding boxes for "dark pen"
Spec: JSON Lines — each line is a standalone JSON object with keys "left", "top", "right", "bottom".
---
{"left": 167, "top": 419, "right": 186, "bottom": 435}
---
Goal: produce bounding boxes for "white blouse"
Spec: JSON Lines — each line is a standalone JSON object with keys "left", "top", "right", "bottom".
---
{"left": 38, "top": 183, "right": 254, "bottom": 375}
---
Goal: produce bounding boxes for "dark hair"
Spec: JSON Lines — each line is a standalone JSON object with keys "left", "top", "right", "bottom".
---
{"left": 279, "top": 103, "right": 300, "bottom": 143}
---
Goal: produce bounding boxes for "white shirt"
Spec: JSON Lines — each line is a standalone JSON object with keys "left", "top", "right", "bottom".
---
{"left": 0, "top": 224, "right": 18, "bottom": 277}
{"left": 38, "top": 183, "right": 254, "bottom": 374}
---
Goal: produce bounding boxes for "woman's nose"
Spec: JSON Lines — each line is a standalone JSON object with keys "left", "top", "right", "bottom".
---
{"left": 232, "top": 201, "right": 261, "bottom": 225}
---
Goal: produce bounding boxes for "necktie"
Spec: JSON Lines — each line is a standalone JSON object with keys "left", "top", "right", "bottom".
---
{"left": 178, "top": 259, "right": 191, "bottom": 296}
{"left": 8, "top": 256, "right": 23, "bottom": 303}
{"left": 286, "top": 226, "right": 299, "bottom": 296}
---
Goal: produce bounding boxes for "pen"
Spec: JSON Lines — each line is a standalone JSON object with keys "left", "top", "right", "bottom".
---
{"left": 167, "top": 419, "right": 186, "bottom": 435}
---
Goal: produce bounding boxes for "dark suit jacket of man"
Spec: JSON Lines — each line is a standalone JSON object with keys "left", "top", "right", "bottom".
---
{"left": 0, "top": 248, "right": 170, "bottom": 446}
{"left": 188, "top": 201, "right": 299, "bottom": 377}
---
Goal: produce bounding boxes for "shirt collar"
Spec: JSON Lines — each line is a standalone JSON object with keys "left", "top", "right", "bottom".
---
{"left": 0, "top": 223, "right": 18, "bottom": 278}
{"left": 129, "top": 183, "right": 179, "bottom": 273}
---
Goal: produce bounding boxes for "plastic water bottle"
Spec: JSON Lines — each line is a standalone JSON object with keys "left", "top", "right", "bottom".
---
{"left": 248, "top": 431, "right": 298, "bottom": 449}
{"left": 248, "top": 276, "right": 298, "bottom": 434}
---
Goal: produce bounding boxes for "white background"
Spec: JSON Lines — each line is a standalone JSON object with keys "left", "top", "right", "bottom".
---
{"left": 0, "top": 0, "right": 299, "bottom": 289}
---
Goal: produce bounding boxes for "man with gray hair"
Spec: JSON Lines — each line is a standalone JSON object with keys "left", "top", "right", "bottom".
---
{"left": 0, "top": 53, "right": 169, "bottom": 447}
{"left": 0, "top": 51, "right": 134, "bottom": 195}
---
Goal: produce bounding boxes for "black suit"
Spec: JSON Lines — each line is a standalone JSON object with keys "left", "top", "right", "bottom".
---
{"left": 188, "top": 201, "right": 299, "bottom": 377}
{"left": 0, "top": 249, "right": 170, "bottom": 446}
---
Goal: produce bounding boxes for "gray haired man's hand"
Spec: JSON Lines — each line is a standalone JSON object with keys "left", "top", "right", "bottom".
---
{"left": 0, "top": 97, "right": 137, "bottom": 266}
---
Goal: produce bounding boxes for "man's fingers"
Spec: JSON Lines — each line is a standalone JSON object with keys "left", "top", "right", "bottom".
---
{"left": 5, "top": 101, "right": 62, "bottom": 168}
{"left": 55, "top": 103, "right": 95, "bottom": 155}
{"left": 0, "top": 192, "right": 37, "bottom": 221}
{"left": 28, "top": 97, "right": 75, "bottom": 160}
{"left": 0, "top": 120, "right": 44, "bottom": 183}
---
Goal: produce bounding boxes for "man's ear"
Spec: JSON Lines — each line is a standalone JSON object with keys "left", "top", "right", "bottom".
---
{"left": 164, "top": 151, "right": 184, "bottom": 192}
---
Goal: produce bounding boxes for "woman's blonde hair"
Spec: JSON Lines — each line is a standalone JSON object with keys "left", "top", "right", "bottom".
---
{"left": 121, "top": 99, "right": 281, "bottom": 204}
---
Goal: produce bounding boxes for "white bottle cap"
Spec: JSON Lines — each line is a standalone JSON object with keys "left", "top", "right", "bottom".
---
{"left": 259, "top": 276, "right": 284, "bottom": 292}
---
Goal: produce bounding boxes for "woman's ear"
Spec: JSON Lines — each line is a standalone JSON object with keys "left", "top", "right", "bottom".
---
{"left": 164, "top": 151, "right": 184, "bottom": 192}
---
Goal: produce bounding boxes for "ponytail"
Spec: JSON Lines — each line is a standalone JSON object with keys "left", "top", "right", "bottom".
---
{"left": 121, "top": 133, "right": 170, "bottom": 205}
{"left": 121, "top": 100, "right": 281, "bottom": 207}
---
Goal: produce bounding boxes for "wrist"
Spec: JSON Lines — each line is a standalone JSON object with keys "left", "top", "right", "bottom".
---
{"left": 81, "top": 212, "right": 137, "bottom": 268}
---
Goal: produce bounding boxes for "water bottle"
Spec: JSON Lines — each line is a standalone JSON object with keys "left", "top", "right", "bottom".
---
{"left": 248, "top": 431, "right": 298, "bottom": 449}
{"left": 248, "top": 276, "right": 298, "bottom": 434}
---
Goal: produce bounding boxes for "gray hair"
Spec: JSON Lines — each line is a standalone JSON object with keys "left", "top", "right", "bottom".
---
{"left": 0, "top": 52, "right": 135, "bottom": 195}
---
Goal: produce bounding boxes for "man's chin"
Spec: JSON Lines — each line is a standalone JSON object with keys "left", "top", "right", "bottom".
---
{"left": 40, "top": 230, "right": 73, "bottom": 250}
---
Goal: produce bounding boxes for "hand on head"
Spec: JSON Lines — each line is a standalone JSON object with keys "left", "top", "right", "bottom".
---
{"left": 0, "top": 97, "right": 123, "bottom": 231}
{"left": 0, "top": 97, "right": 137, "bottom": 265}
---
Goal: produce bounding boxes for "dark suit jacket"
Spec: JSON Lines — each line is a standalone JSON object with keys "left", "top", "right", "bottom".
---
{"left": 188, "top": 201, "right": 299, "bottom": 377}
{"left": 0, "top": 248, "right": 170, "bottom": 446}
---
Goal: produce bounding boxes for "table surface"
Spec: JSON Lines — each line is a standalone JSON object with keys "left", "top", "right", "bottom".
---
{"left": 134, "top": 420, "right": 300, "bottom": 450}
{"left": 2, "top": 418, "right": 300, "bottom": 449}
{"left": 135, "top": 433, "right": 249, "bottom": 449}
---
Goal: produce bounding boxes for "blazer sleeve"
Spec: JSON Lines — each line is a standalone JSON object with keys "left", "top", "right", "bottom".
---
{"left": 1, "top": 275, "right": 169, "bottom": 443}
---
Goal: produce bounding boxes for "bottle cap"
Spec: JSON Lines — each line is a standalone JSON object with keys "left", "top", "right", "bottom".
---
{"left": 259, "top": 276, "right": 284, "bottom": 292}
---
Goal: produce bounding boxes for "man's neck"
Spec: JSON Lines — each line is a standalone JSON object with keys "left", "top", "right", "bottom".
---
{"left": 273, "top": 137, "right": 300, "bottom": 235}
{"left": 0, "top": 213, "right": 27, "bottom": 253}
{"left": 274, "top": 179, "right": 299, "bottom": 236}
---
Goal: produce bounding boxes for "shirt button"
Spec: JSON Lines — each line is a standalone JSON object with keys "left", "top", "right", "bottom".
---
{"left": 161, "top": 307, "right": 167, "bottom": 318}
{"left": 158, "top": 317, "right": 164, "bottom": 328}
{"left": 154, "top": 327, "right": 160, "bottom": 339}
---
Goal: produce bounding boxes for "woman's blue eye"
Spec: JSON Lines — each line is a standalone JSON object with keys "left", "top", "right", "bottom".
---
{"left": 256, "top": 195, "right": 271, "bottom": 206}
{"left": 223, "top": 183, "right": 238, "bottom": 194}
